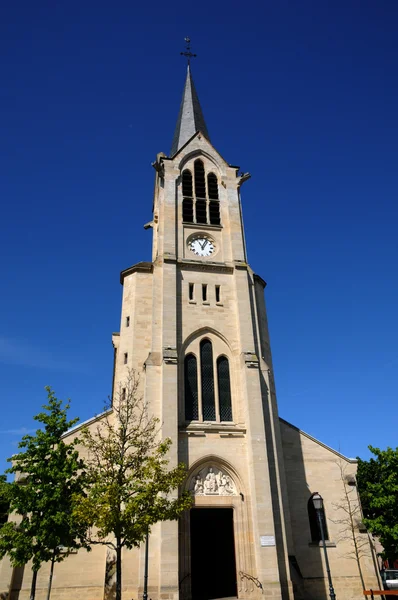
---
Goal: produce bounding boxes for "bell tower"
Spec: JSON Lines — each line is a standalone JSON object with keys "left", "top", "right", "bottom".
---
{"left": 0, "top": 41, "right": 383, "bottom": 600}
{"left": 112, "top": 53, "right": 296, "bottom": 600}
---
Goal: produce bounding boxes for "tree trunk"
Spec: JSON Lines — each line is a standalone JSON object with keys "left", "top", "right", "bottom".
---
{"left": 356, "top": 553, "right": 366, "bottom": 591}
{"left": 30, "top": 568, "right": 38, "bottom": 600}
{"left": 116, "top": 539, "right": 122, "bottom": 600}
{"left": 46, "top": 549, "right": 57, "bottom": 600}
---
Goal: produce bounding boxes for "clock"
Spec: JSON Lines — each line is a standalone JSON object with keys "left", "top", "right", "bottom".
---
{"left": 189, "top": 235, "right": 215, "bottom": 257}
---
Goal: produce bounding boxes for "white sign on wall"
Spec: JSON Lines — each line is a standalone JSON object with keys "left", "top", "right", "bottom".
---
{"left": 260, "top": 535, "right": 275, "bottom": 547}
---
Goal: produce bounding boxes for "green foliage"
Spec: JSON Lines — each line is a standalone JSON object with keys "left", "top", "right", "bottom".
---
{"left": 357, "top": 445, "right": 398, "bottom": 561}
{"left": 0, "top": 388, "right": 87, "bottom": 576}
{"left": 75, "top": 371, "right": 191, "bottom": 548}
{"left": 0, "top": 475, "right": 10, "bottom": 525}
{"left": 74, "top": 370, "right": 191, "bottom": 600}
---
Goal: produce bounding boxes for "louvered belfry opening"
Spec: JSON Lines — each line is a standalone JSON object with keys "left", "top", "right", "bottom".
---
{"left": 182, "top": 170, "right": 194, "bottom": 223}
{"left": 182, "top": 161, "right": 221, "bottom": 226}
{"left": 195, "top": 160, "right": 207, "bottom": 224}
{"left": 217, "top": 356, "right": 233, "bottom": 421}
{"left": 184, "top": 354, "right": 199, "bottom": 421}
{"left": 200, "top": 339, "right": 216, "bottom": 421}
{"left": 184, "top": 339, "right": 233, "bottom": 423}
{"left": 194, "top": 160, "right": 206, "bottom": 197}
{"left": 208, "top": 173, "right": 220, "bottom": 225}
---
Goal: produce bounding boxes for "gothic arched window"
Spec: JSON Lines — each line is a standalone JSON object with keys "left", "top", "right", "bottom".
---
{"left": 217, "top": 356, "right": 232, "bottom": 422}
{"left": 182, "top": 170, "right": 194, "bottom": 223}
{"left": 184, "top": 339, "right": 233, "bottom": 423}
{"left": 308, "top": 494, "right": 329, "bottom": 542}
{"left": 184, "top": 353, "right": 198, "bottom": 421}
{"left": 182, "top": 161, "right": 221, "bottom": 226}
{"left": 208, "top": 173, "right": 220, "bottom": 225}
{"left": 200, "top": 339, "right": 216, "bottom": 421}
{"left": 194, "top": 160, "right": 206, "bottom": 197}
{"left": 194, "top": 160, "right": 207, "bottom": 224}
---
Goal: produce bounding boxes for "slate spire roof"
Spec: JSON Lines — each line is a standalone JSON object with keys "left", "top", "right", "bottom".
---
{"left": 170, "top": 65, "right": 210, "bottom": 157}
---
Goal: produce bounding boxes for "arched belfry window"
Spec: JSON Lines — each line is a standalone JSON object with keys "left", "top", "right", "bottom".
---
{"left": 200, "top": 339, "right": 216, "bottom": 421}
{"left": 182, "top": 170, "right": 194, "bottom": 223}
{"left": 184, "top": 354, "right": 198, "bottom": 420}
{"left": 308, "top": 494, "right": 329, "bottom": 542}
{"left": 183, "top": 338, "right": 233, "bottom": 423}
{"left": 181, "top": 161, "right": 221, "bottom": 226}
{"left": 194, "top": 160, "right": 206, "bottom": 197}
{"left": 207, "top": 173, "right": 220, "bottom": 225}
{"left": 194, "top": 160, "right": 207, "bottom": 224}
{"left": 217, "top": 356, "right": 232, "bottom": 421}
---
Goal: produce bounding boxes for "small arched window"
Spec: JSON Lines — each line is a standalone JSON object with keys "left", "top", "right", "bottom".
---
{"left": 200, "top": 339, "right": 216, "bottom": 421}
{"left": 308, "top": 494, "right": 329, "bottom": 542}
{"left": 184, "top": 354, "right": 198, "bottom": 421}
{"left": 182, "top": 170, "right": 194, "bottom": 223}
{"left": 217, "top": 356, "right": 232, "bottom": 421}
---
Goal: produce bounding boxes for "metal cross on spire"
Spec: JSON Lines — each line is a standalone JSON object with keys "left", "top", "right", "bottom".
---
{"left": 180, "top": 37, "right": 197, "bottom": 65}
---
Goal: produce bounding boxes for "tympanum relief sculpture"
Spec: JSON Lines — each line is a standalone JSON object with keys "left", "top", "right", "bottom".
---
{"left": 190, "top": 467, "right": 236, "bottom": 496}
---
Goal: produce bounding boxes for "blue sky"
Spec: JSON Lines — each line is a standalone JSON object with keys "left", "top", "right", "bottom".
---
{"left": 1, "top": 1, "right": 397, "bottom": 472}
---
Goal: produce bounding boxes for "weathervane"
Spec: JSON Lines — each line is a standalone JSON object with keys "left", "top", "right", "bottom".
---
{"left": 180, "top": 37, "right": 197, "bottom": 65}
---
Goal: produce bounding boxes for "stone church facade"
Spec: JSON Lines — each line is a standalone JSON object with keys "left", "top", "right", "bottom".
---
{"left": 0, "top": 65, "right": 380, "bottom": 600}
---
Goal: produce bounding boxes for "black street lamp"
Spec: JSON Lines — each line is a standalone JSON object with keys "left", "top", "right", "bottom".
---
{"left": 312, "top": 493, "right": 336, "bottom": 600}
{"left": 143, "top": 530, "right": 149, "bottom": 600}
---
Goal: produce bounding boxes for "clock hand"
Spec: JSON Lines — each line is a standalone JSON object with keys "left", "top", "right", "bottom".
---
{"left": 201, "top": 240, "right": 208, "bottom": 250}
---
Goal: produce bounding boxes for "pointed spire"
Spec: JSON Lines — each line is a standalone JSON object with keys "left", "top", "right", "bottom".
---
{"left": 170, "top": 65, "right": 210, "bottom": 156}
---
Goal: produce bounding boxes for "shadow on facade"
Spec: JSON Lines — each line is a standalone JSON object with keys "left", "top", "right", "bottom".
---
{"left": 280, "top": 419, "right": 330, "bottom": 600}
{"left": 176, "top": 266, "right": 329, "bottom": 600}
{"left": 7, "top": 565, "right": 24, "bottom": 600}
{"left": 249, "top": 268, "right": 327, "bottom": 600}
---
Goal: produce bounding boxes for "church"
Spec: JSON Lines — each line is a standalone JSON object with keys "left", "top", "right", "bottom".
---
{"left": 0, "top": 59, "right": 380, "bottom": 600}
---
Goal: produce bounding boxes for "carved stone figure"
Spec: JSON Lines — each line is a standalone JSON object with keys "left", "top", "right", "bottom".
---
{"left": 193, "top": 474, "right": 204, "bottom": 495}
{"left": 204, "top": 467, "right": 217, "bottom": 493}
{"left": 224, "top": 475, "right": 235, "bottom": 495}
{"left": 191, "top": 467, "right": 236, "bottom": 496}
{"left": 218, "top": 474, "right": 227, "bottom": 495}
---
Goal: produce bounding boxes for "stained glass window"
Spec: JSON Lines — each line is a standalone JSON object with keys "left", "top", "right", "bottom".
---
{"left": 217, "top": 357, "right": 233, "bottom": 421}
{"left": 200, "top": 340, "right": 216, "bottom": 421}
{"left": 185, "top": 354, "right": 198, "bottom": 421}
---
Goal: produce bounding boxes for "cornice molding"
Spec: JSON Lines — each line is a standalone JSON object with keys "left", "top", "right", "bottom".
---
{"left": 120, "top": 261, "right": 153, "bottom": 284}
{"left": 178, "top": 258, "right": 234, "bottom": 274}
{"left": 253, "top": 273, "right": 267, "bottom": 288}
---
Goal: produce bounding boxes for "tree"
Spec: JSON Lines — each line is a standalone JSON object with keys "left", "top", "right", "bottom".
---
{"left": 74, "top": 370, "right": 192, "bottom": 600}
{"left": 357, "top": 446, "right": 398, "bottom": 564}
{"left": 0, "top": 476, "right": 10, "bottom": 526}
{"left": 330, "top": 460, "right": 372, "bottom": 590}
{"left": 0, "top": 388, "right": 87, "bottom": 600}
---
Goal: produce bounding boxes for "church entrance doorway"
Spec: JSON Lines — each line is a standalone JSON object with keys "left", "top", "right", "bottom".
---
{"left": 190, "top": 508, "right": 237, "bottom": 600}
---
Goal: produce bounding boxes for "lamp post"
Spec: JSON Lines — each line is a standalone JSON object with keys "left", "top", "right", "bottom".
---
{"left": 312, "top": 493, "right": 336, "bottom": 600}
{"left": 143, "top": 530, "right": 149, "bottom": 600}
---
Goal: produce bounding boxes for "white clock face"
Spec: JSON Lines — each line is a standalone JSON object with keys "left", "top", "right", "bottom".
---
{"left": 189, "top": 236, "right": 215, "bottom": 257}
